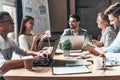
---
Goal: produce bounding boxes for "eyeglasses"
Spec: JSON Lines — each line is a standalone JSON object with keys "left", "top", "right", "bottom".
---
{"left": 0, "top": 20, "right": 14, "bottom": 25}
{"left": 68, "top": 21, "right": 77, "bottom": 23}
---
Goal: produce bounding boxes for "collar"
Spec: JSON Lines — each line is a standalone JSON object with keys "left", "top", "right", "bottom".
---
{"left": 0, "top": 35, "right": 9, "bottom": 43}
{"left": 0, "top": 35, "right": 5, "bottom": 42}
{"left": 118, "top": 25, "right": 120, "bottom": 30}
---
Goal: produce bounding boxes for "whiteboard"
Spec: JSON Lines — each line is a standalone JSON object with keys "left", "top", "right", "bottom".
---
{"left": 22, "top": 0, "right": 51, "bottom": 35}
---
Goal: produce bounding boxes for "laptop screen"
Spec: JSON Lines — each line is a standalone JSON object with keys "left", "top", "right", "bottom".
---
{"left": 33, "top": 39, "right": 59, "bottom": 66}
{"left": 60, "top": 36, "right": 84, "bottom": 50}
{"left": 49, "top": 39, "right": 59, "bottom": 59}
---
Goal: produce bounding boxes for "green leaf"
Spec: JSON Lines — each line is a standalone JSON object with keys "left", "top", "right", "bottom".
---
{"left": 61, "top": 39, "right": 72, "bottom": 50}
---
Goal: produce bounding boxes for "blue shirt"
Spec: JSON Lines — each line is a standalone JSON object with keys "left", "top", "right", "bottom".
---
{"left": 105, "top": 31, "right": 120, "bottom": 53}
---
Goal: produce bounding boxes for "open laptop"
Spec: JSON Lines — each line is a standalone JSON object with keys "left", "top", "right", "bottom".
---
{"left": 60, "top": 36, "right": 84, "bottom": 50}
{"left": 33, "top": 39, "right": 59, "bottom": 66}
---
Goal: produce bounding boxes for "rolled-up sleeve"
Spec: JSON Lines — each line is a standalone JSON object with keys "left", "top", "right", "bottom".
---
{"left": 9, "top": 38, "right": 27, "bottom": 56}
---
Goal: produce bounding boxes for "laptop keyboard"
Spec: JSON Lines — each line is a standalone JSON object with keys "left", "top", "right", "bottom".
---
{"left": 33, "top": 59, "right": 50, "bottom": 66}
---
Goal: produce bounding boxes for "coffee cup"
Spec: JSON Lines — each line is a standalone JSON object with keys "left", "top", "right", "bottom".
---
{"left": 22, "top": 56, "right": 33, "bottom": 70}
{"left": 93, "top": 56, "right": 103, "bottom": 70}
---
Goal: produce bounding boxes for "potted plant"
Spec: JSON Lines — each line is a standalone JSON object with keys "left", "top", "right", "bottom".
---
{"left": 61, "top": 39, "right": 72, "bottom": 57}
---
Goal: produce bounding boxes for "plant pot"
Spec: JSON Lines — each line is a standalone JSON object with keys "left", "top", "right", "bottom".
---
{"left": 63, "top": 50, "right": 70, "bottom": 57}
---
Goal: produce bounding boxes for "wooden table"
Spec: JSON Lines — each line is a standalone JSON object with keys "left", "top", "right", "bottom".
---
{"left": 3, "top": 53, "right": 120, "bottom": 80}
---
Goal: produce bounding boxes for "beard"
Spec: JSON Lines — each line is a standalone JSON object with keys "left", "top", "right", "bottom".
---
{"left": 70, "top": 26, "right": 76, "bottom": 29}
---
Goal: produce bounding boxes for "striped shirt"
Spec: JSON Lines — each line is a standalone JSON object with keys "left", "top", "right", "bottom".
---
{"left": 0, "top": 35, "right": 26, "bottom": 68}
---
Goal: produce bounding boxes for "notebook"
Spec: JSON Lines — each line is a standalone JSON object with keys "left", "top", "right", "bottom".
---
{"left": 33, "top": 39, "right": 59, "bottom": 66}
{"left": 60, "top": 36, "right": 84, "bottom": 50}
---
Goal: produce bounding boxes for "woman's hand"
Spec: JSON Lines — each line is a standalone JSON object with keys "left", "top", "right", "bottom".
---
{"left": 92, "top": 39, "right": 101, "bottom": 47}
{"left": 34, "top": 31, "right": 50, "bottom": 42}
{"left": 33, "top": 33, "right": 42, "bottom": 42}
{"left": 41, "top": 32, "right": 50, "bottom": 41}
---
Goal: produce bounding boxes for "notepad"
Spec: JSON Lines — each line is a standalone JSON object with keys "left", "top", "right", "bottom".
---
{"left": 65, "top": 60, "right": 90, "bottom": 66}
{"left": 52, "top": 66, "right": 91, "bottom": 75}
{"left": 70, "top": 50, "right": 82, "bottom": 53}
{"left": 69, "top": 51, "right": 89, "bottom": 57}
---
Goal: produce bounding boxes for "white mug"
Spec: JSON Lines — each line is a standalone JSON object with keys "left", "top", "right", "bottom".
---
{"left": 93, "top": 57, "right": 103, "bottom": 70}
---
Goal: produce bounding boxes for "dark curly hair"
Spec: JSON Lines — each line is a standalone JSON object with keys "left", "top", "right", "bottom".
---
{"left": 104, "top": 2, "right": 120, "bottom": 17}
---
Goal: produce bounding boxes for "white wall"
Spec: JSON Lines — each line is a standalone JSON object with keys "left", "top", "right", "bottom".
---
{"left": 0, "top": 0, "right": 18, "bottom": 43}
{"left": 0, "top": 0, "right": 16, "bottom": 8}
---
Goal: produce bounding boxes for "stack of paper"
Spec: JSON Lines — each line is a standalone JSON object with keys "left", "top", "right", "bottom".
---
{"left": 52, "top": 66, "right": 91, "bottom": 74}
{"left": 70, "top": 51, "right": 89, "bottom": 57}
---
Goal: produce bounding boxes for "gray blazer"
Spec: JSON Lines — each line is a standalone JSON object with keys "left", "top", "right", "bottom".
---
{"left": 100, "top": 26, "right": 116, "bottom": 47}
{"left": 61, "top": 28, "right": 92, "bottom": 43}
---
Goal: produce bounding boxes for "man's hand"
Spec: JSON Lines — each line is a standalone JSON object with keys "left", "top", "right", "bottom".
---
{"left": 39, "top": 51, "right": 49, "bottom": 59}
{"left": 33, "top": 51, "right": 49, "bottom": 63}
{"left": 94, "top": 47, "right": 106, "bottom": 57}
{"left": 82, "top": 43, "right": 106, "bottom": 57}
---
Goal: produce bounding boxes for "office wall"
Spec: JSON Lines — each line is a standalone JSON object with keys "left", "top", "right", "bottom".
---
{"left": 76, "top": 0, "right": 120, "bottom": 39}
{"left": 76, "top": 0, "right": 109, "bottom": 39}
{"left": 1, "top": 0, "right": 120, "bottom": 41}
{"left": 48, "top": 0, "right": 120, "bottom": 40}
{"left": 0, "top": 0, "right": 16, "bottom": 10}
{"left": 0, "top": 0, "right": 18, "bottom": 43}
{"left": 48, "top": 0, "right": 67, "bottom": 32}
{"left": 21, "top": 0, "right": 51, "bottom": 35}
{"left": 48, "top": 0, "right": 68, "bottom": 40}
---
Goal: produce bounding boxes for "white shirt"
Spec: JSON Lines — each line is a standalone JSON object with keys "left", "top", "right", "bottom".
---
{"left": 0, "top": 35, "right": 26, "bottom": 76}
{"left": 19, "top": 34, "right": 34, "bottom": 51}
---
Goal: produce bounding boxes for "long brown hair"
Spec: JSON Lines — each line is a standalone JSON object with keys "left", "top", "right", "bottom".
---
{"left": 19, "top": 15, "right": 34, "bottom": 35}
